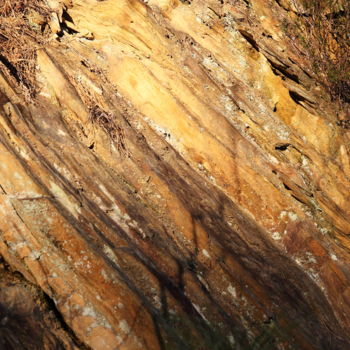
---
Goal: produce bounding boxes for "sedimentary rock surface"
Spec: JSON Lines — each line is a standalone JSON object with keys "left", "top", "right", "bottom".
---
{"left": 0, "top": 0, "right": 349, "bottom": 349}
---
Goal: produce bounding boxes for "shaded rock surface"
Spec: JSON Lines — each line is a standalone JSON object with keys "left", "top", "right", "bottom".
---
{"left": 0, "top": 0, "right": 349, "bottom": 349}
{"left": 0, "top": 257, "right": 82, "bottom": 349}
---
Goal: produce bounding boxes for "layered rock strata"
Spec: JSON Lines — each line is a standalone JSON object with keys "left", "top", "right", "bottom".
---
{"left": 0, "top": 0, "right": 349, "bottom": 349}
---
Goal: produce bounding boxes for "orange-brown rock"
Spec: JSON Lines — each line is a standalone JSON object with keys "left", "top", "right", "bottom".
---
{"left": 0, "top": 0, "right": 349, "bottom": 349}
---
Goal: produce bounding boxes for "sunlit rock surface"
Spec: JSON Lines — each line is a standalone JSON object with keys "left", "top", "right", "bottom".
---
{"left": 0, "top": 0, "right": 349, "bottom": 349}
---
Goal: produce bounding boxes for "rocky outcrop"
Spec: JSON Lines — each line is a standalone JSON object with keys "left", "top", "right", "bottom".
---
{"left": 0, "top": 0, "right": 349, "bottom": 349}
{"left": 0, "top": 257, "right": 83, "bottom": 349}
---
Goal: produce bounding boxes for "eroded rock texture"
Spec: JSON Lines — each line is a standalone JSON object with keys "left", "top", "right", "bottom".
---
{"left": 0, "top": 0, "right": 349, "bottom": 349}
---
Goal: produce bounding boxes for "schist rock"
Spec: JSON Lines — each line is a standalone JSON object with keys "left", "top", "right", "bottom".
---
{"left": 0, "top": 1, "right": 349, "bottom": 349}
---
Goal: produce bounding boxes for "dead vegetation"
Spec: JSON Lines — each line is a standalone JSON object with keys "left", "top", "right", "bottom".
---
{"left": 0, "top": 0, "right": 50, "bottom": 98}
{"left": 285, "top": 0, "right": 350, "bottom": 106}
{"left": 71, "top": 73, "right": 127, "bottom": 155}
{"left": 89, "top": 105, "right": 127, "bottom": 155}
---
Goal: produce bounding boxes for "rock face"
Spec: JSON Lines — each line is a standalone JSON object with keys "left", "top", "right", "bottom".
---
{"left": 0, "top": 0, "right": 349, "bottom": 349}
{"left": 0, "top": 257, "right": 82, "bottom": 349}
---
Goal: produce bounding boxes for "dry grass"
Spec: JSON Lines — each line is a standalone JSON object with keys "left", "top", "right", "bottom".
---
{"left": 0, "top": 0, "right": 50, "bottom": 98}
{"left": 89, "top": 105, "right": 127, "bottom": 155}
{"left": 72, "top": 74, "right": 127, "bottom": 154}
{"left": 286, "top": 0, "right": 350, "bottom": 105}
